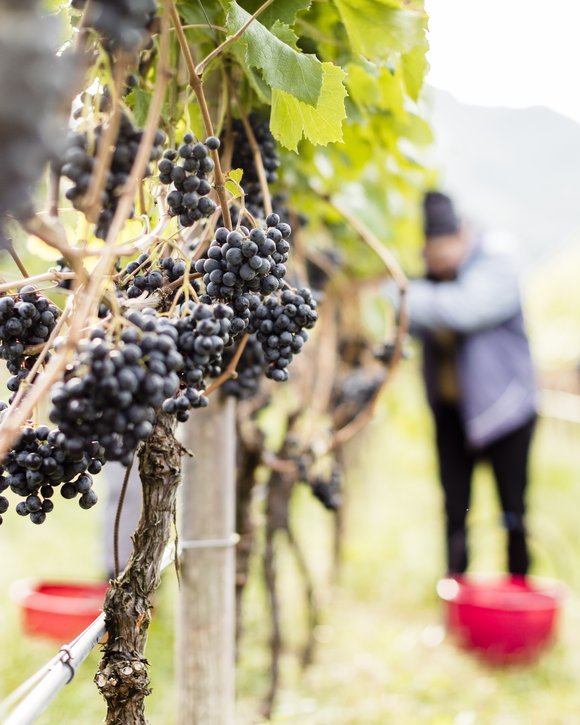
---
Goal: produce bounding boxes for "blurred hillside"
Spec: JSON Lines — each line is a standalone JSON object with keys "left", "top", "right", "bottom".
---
{"left": 427, "top": 88, "right": 580, "bottom": 264}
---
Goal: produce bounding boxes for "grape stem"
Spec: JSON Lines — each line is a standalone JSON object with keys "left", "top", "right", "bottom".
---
{"left": 20, "top": 215, "right": 80, "bottom": 268}
{"left": 326, "top": 195, "right": 408, "bottom": 290}
{"left": 5, "top": 295, "right": 75, "bottom": 415}
{"left": 173, "top": 23, "right": 228, "bottom": 34}
{"left": 3, "top": 238, "right": 30, "bottom": 278}
{"left": 194, "top": 0, "right": 276, "bottom": 76}
{"left": 48, "top": 166, "right": 61, "bottom": 218}
{"left": 168, "top": 1, "right": 232, "bottom": 230}
{"left": 204, "top": 333, "right": 250, "bottom": 396}
{"left": 301, "top": 193, "right": 410, "bottom": 453}
{"left": 84, "top": 55, "right": 131, "bottom": 223}
{"left": 82, "top": 3, "right": 171, "bottom": 322}
{"left": 0, "top": 270, "right": 76, "bottom": 295}
{"left": 167, "top": 272, "right": 201, "bottom": 291}
{"left": 73, "top": 0, "right": 94, "bottom": 53}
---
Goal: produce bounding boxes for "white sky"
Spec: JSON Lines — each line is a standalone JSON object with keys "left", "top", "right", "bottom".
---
{"left": 425, "top": 0, "right": 580, "bottom": 124}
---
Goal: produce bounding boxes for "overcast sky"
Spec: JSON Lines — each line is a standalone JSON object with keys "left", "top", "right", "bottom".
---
{"left": 425, "top": 0, "right": 580, "bottom": 124}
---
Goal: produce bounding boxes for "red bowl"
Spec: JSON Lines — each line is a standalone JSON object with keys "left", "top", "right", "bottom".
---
{"left": 11, "top": 580, "right": 108, "bottom": 641}
{"left": 437, "top": 574, "right": 566, "bottom": 664}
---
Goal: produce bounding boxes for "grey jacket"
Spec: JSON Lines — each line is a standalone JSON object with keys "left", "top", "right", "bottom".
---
{"left": 404, "top": 239, "right": 536, "bottom": 448}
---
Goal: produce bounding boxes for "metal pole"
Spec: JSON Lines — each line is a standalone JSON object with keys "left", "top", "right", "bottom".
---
{"left": 2, "top": 545, "right": 175, "bottom": 725}
{"left": 3, "top": 615, "right": 106, "bottom": 725}
{"left": 176, "top": 396, "right": 236, "bottom": 725}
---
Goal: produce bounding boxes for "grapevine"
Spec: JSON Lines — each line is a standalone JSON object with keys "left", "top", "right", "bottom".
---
{"left": 0, "top": 0, "right": 430, "bottom": 722}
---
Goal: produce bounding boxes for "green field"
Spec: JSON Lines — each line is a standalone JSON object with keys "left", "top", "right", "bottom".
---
{"left": 1, "top": 366, "right": 580, "bottom": 724}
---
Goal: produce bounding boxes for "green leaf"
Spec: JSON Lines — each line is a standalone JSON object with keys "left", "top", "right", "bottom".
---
{"left": 402, "top": 36, "right": 429, "bottom": 101}
{"left": 345, "top": 62, "right": 380, "bottom": 110}
{"left": 334, "top": 0, "right": 425, "bottom": 58}
{"left": 227, "top": 41, "right": 272, "bottom": 103}
{"left": 126, "top": 88, "right": 151, "bottom": 127}
{"left": 176, "top": 2, "right": 220, "bottom": 25}
{"left": 225, "top": 1, "right": 323, "bottom": 106}
{"left": 225, "top": 168, "right": 244, "bottom": 198}
{"left": 270, "top": 20, "right": 300, "bottom": 51}
{"left": 270, "top": 63, "right": 347, "bottom": 151}
{"left": 236, "top": 0, "right": 312, "bottom": 28}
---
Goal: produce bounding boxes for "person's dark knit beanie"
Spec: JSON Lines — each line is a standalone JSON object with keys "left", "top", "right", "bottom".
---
{"left": 423, "top": 191, "right": 459, "bottom": 238}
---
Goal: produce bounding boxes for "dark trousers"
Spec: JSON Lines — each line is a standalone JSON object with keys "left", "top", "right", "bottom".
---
{"left": 432, "top": 403, "right": 536, "bottom": 575}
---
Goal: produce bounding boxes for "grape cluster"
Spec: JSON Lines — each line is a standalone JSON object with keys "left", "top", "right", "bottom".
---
{"left": 0, "top": 425, "right": 105, "bottom": 525}
{"left": 331, "top": 369, "right": 383, "bottom": 429}
{"left": 162, "top": 302, "right": 234, "bottom": 420}
{"left": 0, "top": 1, "right": 77, "bottom": 243}
{"left": 250, "top": 288, "right": 318, "bottom": 382}
{"left": 55, "top": 257, "right": 74, "bottom": 291}
{"left": 305, "top": 248, "right": 343, "bottom": 292}
{"left": 119, "top": 254, "right": 198, "bottom": 299}
{"left": 221, "top": 334, "right": 266, "bottom": 400}
{"left": 49, "top": 311, "right": 182, "bottom": 464}
{"left": 196, "top": 214, "right": 290, "bottom": 301}
{"left": 228, "top": 116, "right": 279, "bottom": 222}
{"left": 71, "top": 0, "right": 158, "bottom": 52}
{"left": 158, "top": 135, "right": 219, "bottom": 226}
{"left": 310, "top": 466, "right": 342, "bottom": 512}
{"left": 373, "top": 342, "right": 397, "bottom": 365}
{"left": 0, "top": 288, "right": 61, "bottom": 401}
{"left": 59, "top": 114, "right": 165, "bottom": 239}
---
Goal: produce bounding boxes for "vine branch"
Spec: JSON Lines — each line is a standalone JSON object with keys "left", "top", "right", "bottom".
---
{"left": 195, "top": 0, "right": 276, "bottom": 77}
{"left": 205, "top": 333, "right": 249, "bottom": 396}
{"left": 230, "top": 79, "right": 273, "bottom": 217}
{"left": 169, "top": 1, "right": 232, "bottom": 229}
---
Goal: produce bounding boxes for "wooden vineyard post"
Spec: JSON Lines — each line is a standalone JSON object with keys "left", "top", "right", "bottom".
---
{"left": 176, "top": 395, "right": 237, "bottom": 725}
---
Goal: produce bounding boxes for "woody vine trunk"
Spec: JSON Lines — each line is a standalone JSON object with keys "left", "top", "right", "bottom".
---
{"left": 95, "top": 411, "right": 182, "bottom": 725}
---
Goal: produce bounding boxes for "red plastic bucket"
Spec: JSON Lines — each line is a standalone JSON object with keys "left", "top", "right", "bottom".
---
{"left": 437, "top": 574, "right": 566, "bottom": 664}
{"left": 11, "top": 580, "right": 108, "bottom": 641}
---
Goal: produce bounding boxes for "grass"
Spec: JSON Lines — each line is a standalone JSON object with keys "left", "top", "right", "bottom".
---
{"left": 1, "top": 366, "right": 580, "bottom": 724}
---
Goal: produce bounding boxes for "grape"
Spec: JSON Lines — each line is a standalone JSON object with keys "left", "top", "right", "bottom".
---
{"left": 373, "top": 342, "right": 397, "bottom": 365}
{"left": 49, "top": 310, "right": 183, "bottom": 463}
{"left": 221, "top": 334, "right": 266, "bottom": 400}
{"left": 71, "top": 0, "right": 158, "bottom": 52}
{"left": 249, "top": 287, "right": 317, "bottom": 381}
{"left": 158, "top": 135, "right": 217, "bottom": 226}
{"left": 0, "top": 425, "right": 105, "bottom": 524}
{"left": 55, "top": 257, "right": 73, "bottom": 290}
{"left": 304, "top": 248, "right": 343, "bottom": 292}
{"left": 163, "top": 301, "right": 235, "bottom": 421}
{"left": 0, "top": 287, "right": 61, "bottom": 401}
{"left": 225, "top": 115, "right": 280, "bottom": 223}
{"left": 57, "top": 113, "right": 165, "bottom": 239}
{"left": 330, "top": 369, "right": 383, "bottom": 429}
{"left": 196, "top": 214, "right": 290, "bottom": 302}
{"left": 118, "top": 254, "right": 200, "bottom": 299}
{"left": 310, "top": 466, "right": 342, "bottom": 511}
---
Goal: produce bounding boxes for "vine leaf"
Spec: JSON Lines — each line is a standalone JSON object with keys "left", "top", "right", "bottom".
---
{"left": 334, "top": 0, "right": 426, "bottom": 59}
{"left": 270, "top": 20, "right": 300, "bottom": 51}
{"left": 402, "top": 36, "right": 429, "bottom": 102}
{"left": 224, "top": 1, "right": 323, "bottom": 106}
{"left": 270, "top": 63, "right": 347, "bottom": 152}
{"left": 126, "top": 88, "right": 152, "bottom": 128}
{"left": 225, "top": 168, "right": 244, "bottom": 198}
{"left": 235, "top": 0, "right": 312, "bottom": 28}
